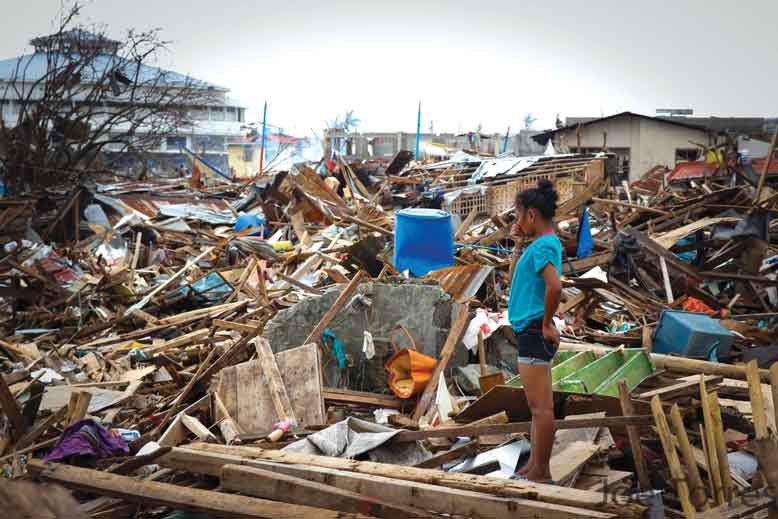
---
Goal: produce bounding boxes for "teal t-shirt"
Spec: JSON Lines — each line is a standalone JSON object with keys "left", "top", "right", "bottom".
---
{"left": 508, "top": 233, "right": 563, "bottom": 332}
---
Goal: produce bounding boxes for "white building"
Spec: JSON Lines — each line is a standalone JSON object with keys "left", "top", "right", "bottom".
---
{"left": 0, "top": 30, "right": 246, "bottom": 175}
{"left": 532, "top": 112, "right": 713, "bottom": 182}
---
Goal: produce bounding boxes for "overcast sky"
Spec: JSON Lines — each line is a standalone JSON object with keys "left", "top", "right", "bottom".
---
{"left": 3, "top": 0, "right": 778, "bottom": 135}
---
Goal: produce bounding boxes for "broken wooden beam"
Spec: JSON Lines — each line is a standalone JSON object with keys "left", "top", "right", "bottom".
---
{"left": 220, "top": 459, "right": 616, "bottom": 519}
{"left": 302, "top": 270, "right": 367, "bottom": 347}
{"left": 160, "top": 443, "right": 640, "bottom": 518}
{"left": 27, "top": 459, "right": 374, "bottom": 519}
{"left": 414, "top": 439, "right": 479, "bottom": 469}
{"left": 617, "top": 381, "right": 651, "bottom": 491}
{"left": 412, "top": 304, "right": 470, "bottom": 421}
{"left": 650, "top": 396, "right": 697, "bottom": 518}
{"left": 0, "top": 369, "right": 24, "bottom": 440}
{"left": 254, "top": 338, "right": 297, "bottom": 427}
{"left": 221, "top": 464, "right": 436, "bottom": 519}
{"left": 394, "top": 415, "right": 653, "bottom": 442}
{"left": 322, "top": 388, "right": 406, "bottom": 410}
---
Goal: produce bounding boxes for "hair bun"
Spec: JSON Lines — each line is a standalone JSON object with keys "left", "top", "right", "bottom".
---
{"left": 537, "top": 179, "right": 559, "bottom": 204}
{"left": 537, "top": 179, "right": 554, "bottom": 191}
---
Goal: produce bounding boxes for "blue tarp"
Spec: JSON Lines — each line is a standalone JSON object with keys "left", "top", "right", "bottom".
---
{"left": 576, "top": 208, "right": 593, "bottom": 258}
{"left": 234, "top": 213, "right": 267, "bottom": 236}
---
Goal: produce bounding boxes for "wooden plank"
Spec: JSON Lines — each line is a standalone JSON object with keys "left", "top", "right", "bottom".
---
{"left": 412, "top": 304, "right": 470, "bottom": 421}
{"left": 254, "top": 338, "right": 297, "bottom": 426}
{"left": 660, "top": 257, "right": 675, "bottom": 304}
{"left": 746, "top": 360, "right": 769, "bottom": 439}
{"left": 753, "top": 438, "right": 778, "bottom": 519}
{"left": 213, "top": 319, "right": 262, "bottom": 334}
{"left": 221, "top": 464, "right": 436, "bottom": 519}
{"left": 650, "top": 396, "right": 696, "bottom": 518}
{"left": 617, "top": 381, "right": 651, "bottom": 491}
{"left": 771, "top": 363, "right": 778, "bottom": 438}
{"left": 69, "top": 391, "right": 92, "bottom": 425}
{"left": 220, "top": 461, "right": 614, "bottom": 519}
{"left": 338, "top": 214, "right": 393, "bottom": 237}
{"left": 236, "top": 359, "right": 267, "bottom": 432}
{"left": 754, "top": 130, "right": 778, "bottom": 205}
{"left": 161, "top": 444, "right": 637, "bottom": 518}
{"left": 395, "top": 415, "right": 653, "bottom": 442}
{"left": 718, "top": 378, "right": 777, "bottom": 433}
{"left": 591, "top": 197, "right": 671, "bottom": 216}
{"left": 0, "top": 370, "right": 24, "bottom": 439}
{"left": 561, "top": 253, "right": 611, "bottom": 276}
{"left": 559, "top": 291, "right": 586, "bottom": 314}
{"left": 322, "top": 388, "right": 405, "bottom": 410}
{"left": 106, "top": 446, "right": 172, "bottom": 476}
{"left": 701, "top": 376, "right": 726, "bottom": 506}
{"left": 14, "top": 405, "right": 68, "bottom": 450}
{"left": 454, "top": 208, "right": 479, "bottom": 240}
{"left": 414, "top": 440, "right": 479, "bottom": 468}
{"left": 158, "top": 414, "right": 188, "bottom": 447}
{"left": 696, "top": 490, "right": 773, "bottom": 519}
{"left": 213, "top": 392, "right": 242, "bottom": 445}
{"left": 274, "top": 273, "right": 323, "bottom": 295}
{"left": 708, "top": 392, "right": 734, "bottom": 503}
{"left": 218, "top": 344, "right": 324, "bottom": 433}
{"left": 669, "top": 404, "right": 708, "bottom": 509}
{"left": 27, "top": 459, "right": 374, "bottom": 519}
{"left": 128, "top": 246, "right": 215, "bottom": 313}
{"left": 181, "top": 414, "right": 218, "bottom": 442}
{"left": 551, "top": 436, "right": 600, "bottom": 485}
{"left": 637, "top": 376, "right": 722, "bottom": 400}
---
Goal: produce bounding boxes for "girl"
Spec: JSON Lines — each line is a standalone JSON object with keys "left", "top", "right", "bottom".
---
{"left": 509, "top": 179, "right": 562, "bottom": 483}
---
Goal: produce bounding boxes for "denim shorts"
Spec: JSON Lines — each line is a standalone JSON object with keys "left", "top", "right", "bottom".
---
{"left": 516, "top": 319, "right": 558, "bottom": 365}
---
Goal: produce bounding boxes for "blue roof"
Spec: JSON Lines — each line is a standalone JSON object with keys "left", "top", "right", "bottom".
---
{"left": 0, "top": 52, "right": 226, "bottom": 91}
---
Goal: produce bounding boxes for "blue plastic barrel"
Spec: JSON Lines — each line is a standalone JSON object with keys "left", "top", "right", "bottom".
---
{"left": 393, "top": 208, "right": 454, "bottom": 276}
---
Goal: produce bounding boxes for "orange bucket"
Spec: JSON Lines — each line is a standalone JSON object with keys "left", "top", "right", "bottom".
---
{"left": 384, "top": 348, "right": 437, "bottom": 398}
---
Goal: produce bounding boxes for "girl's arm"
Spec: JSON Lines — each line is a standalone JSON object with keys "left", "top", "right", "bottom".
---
{"left": 540, "top": 263, "right": 562, "bottom": 345}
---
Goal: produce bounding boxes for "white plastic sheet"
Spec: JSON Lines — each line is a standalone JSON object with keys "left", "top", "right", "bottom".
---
{"left": 462, "top": 308, "right": 510, "bottom": 352}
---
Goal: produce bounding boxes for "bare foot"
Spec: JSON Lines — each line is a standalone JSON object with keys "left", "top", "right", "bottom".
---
{"left": 517, "top": 459, "right": 533, "bottom": 476}
{"left": 524, "top": 469, "right": 552, "bottom": 482}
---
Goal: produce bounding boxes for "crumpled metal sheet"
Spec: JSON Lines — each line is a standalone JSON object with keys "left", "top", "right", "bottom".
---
{"left": 157, "top": 203, "right": 235, "bottom": 225}
{"left": 283, "top": 416, "right": 429, "bottom": 465}
{"left": 469, "top": 156, "right": 540, "bottom": 184}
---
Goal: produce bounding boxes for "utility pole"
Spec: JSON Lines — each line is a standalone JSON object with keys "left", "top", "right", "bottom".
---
{"left": 258, "top": 100, "right": 268, "bottom": 176}
{"left": 414, "top": 101, "right": 421, "bottom": 160}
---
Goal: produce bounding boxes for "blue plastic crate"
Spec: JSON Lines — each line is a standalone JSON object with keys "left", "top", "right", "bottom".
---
{"left": 652, "top": 310, "right": 734, "bottom": 360}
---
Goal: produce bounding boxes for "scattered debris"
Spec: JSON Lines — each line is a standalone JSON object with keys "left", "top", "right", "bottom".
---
{"left": 3, "top": 144, "right": 778, "bottom": 519}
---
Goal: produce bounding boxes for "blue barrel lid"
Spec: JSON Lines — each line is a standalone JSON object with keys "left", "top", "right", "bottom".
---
{"left": 396, "top": 208, "right": 451, "bottom": 220}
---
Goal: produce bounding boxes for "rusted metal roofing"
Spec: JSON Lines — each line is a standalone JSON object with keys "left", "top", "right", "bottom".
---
{"left": 668, "top": 157, "right": 778, "bottom": 183}
{"left": 749, "top": 157, "right": 778, "bottom": 175}
{"left": 631, "top": 165, "right": 669, "bottom": 194}
{"left": 425, "top": 264, "right": 493, "bottom": 300}
{"left": 667, "top": 162, "right": 727, "bottom": 182}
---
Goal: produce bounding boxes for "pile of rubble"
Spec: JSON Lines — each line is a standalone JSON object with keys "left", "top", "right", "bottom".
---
{"left": 2, "top": 146, "right": 778, "bottom": 519}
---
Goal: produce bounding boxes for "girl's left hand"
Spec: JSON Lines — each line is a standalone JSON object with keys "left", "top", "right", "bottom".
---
{"left": 542, "top": 323, "right": 560, "bottom": 346}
